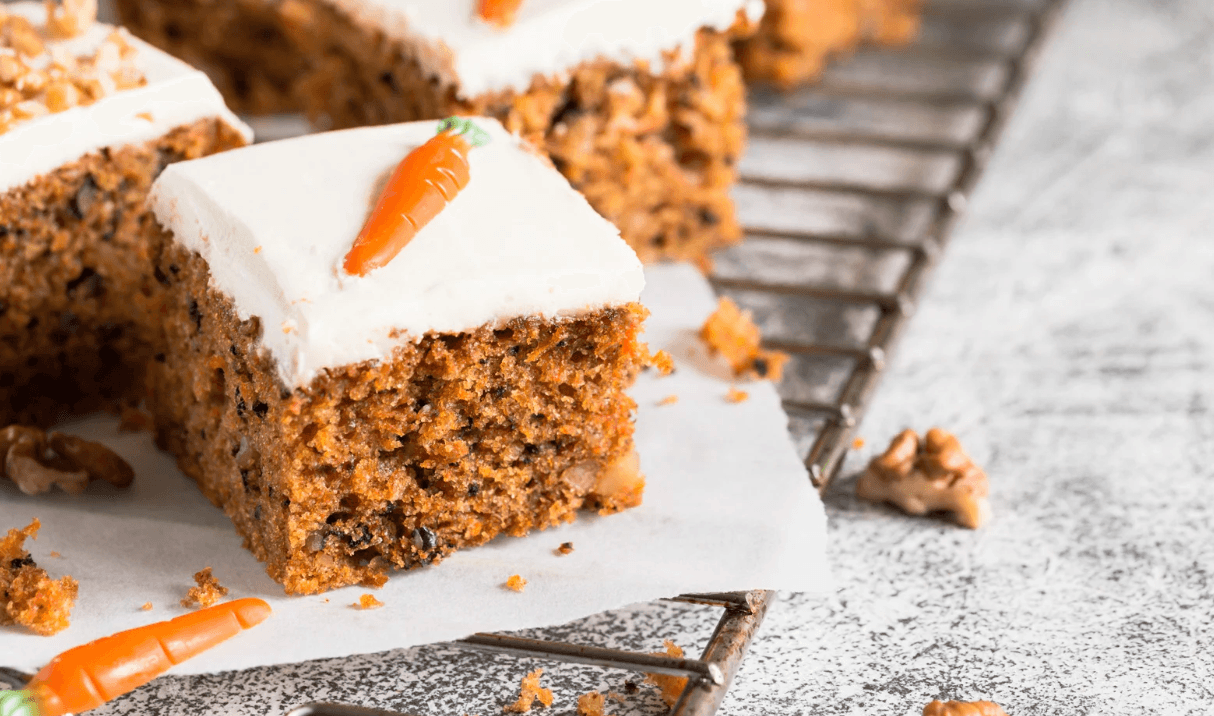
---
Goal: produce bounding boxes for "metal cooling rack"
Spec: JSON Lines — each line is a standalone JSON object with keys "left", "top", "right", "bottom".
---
{"left": 289, "top": 0, "right": 1067, "bottom": 714}
{"left": 4, "top": 0, "right": 1062, "bottom": 712}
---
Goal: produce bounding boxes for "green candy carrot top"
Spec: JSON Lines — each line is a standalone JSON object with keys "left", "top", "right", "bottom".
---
{"left": 342, "top": 117, "right": 492, "bottom": 277}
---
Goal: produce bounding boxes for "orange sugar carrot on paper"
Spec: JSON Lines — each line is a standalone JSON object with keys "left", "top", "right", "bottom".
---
{"left": 478, "top": 0, "right": 524, "bottom": 28}
{"left": 21, "top": 598, "right": 271, "bottom": 716}
{"left": 342, "top": 117, "right": 492, "bottom": 277}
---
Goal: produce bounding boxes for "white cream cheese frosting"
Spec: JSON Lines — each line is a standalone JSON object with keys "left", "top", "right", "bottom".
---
{"left": 325, "top": 0, "right": 764, "bottom": 98}
{"left": 0, "top": 2, "right": 251, "bottom": 195}
{"left": 149, "top": 118, "right": 645, "bottom": 389}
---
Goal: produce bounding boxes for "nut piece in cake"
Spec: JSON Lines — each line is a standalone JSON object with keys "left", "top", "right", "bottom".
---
{"left": 923, "top": 699, "right": 1008, "bottom": 716}
{"left": 181, "top": 567, "right": 229, "bottom": 609}
{"left": 503, "top": 668, "right": 553, "bottom": 713}
{"left": 700, "top": 297, "right": 789, "bottom": 382}
{"left": 857, "top": 428, "right": 992, "bottom": 529}
{"left": 0, "top": 425, "right": 135, "bottom": 495}
{"left": 1, "top": 518, "right": 78, "bottom": 635}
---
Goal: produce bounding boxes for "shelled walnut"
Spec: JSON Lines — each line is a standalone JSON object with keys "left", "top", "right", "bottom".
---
{"left": 857, "top": 428, "right": 991, "bottom": 529}
{"left": 923, "top": 699, "right": 1008, "bottom": 716}
{"left": 1, "top": 425, "right": 135, "bottom": 495}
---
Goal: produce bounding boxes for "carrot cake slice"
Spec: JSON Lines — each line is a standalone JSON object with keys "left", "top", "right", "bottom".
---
{"left": 737, "top": 0, "right": 920, "bottom": 89}
{"left": 145, "top": 118, "right": 648, "bottom": 594}
{"left": 114, "top": 0, "right": 763, "bottom": 264}
{"left": 0, "top": 1, "right": 250, "bottom": 426}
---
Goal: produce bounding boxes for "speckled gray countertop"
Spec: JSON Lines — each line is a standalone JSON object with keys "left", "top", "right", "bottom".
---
{"left": 87, "top": 0, "right": 1213, "bottom": 713}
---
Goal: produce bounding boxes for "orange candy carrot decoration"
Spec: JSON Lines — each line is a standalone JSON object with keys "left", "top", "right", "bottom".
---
{"left": 342, "top": 117, "right": 491, "bottom": 277}
{"left": 24, "top": 598, "right": 271, "bottom": 716}
{"left": 478, "top": 0, "right": 524, "bottom": 28}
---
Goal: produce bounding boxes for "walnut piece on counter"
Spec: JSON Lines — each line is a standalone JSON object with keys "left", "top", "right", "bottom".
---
{"left": 1, "top": 518, "right": 78, "bottom": 636}
{"left": 181, "top": 567, "right": 229, "bottom": 609}
{"left": 502, "top": 668, "right": 553, "bottom": 713}
{"left": 699, "top": 297, "right": 789, "bottom": 382}
{"left": 923, "top": 699, "right": 1008, "bottom": 716}
{"left": 857, "top": 428, "right": 991, "bottom": 529}
{"left": 0, "top": 425, "right": 135, "bottom": 495}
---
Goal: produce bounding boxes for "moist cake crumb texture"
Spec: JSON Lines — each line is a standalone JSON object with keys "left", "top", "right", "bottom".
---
{"left": 504, "top": 574, "right": 527, "bottom": 592}
{"left": 576, "top": 691, "right": 607, "bottom": 716}
{"left": 0, "top": 518, "right": 78, "bottom": 636}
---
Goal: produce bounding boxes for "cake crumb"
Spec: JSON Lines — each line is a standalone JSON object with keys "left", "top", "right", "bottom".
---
{"left": 852, "top": 436, "right": 866, "bottom": 450}
{"left": 857, "top": 428, "right": 991, "bottom": 529}
{"left": 556, "top": 542, "right": 574, "bottom": 556}
{"left": 504, "top": 574, "right": 528, "bottom": 592}
{"left": 49, "top": 550, "right": 61, "bottom": 558}
{"left": 503, "top": 668, "right": 553, "bottom": 713}
{"left": 724, "top": 387, "right": 749, "bottom": 403}
{"left": 699, "top": 297, "right": 789, "bottom": 382}
{"left": 118, "top": 405, "right": 153, "bottom": 432}
{"left": 606, "top": 692, "right": 627, "bottom": 702}
{"left": 353, "top": 593, "right": 384, "bottom": 610}
{"left": 180, "top": 567, "right": 229, "bottom": 609}
{"left": 577, "top": 691, "right": 607, "bottom": 716}
{"left": 135, "top": 111, "right": 154, "bottom": 122}
{"left": 923, "top": 699, "right": 1008, "bottom": 716}
{"left": 140, "top": 601, "right": 153, "bottom": 611}
{"left": 657, "top": 395, "right": 678, "bottom": 406}
{"left": 0, "top": 519, "right": 78, "bottom": 636}
{"left": 648, "top": 349, "right": 676, "bottom": 376}
{"left": 645, "top": 640, "right": 688, "bottom": 706}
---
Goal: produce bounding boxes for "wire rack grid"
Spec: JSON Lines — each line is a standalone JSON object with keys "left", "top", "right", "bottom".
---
{"left": 287, "top": 0, "right": 1066, "bottom": 714}
{"left": 0, "top": 0, "right": 1064, "bottom": 713}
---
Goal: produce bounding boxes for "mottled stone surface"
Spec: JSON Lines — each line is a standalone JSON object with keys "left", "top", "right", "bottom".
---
{"left": 74, "top": 0, "right": 1214, "bottom": 713}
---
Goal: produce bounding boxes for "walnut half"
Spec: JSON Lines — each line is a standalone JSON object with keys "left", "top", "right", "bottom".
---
{"left": 0, "top": 425, "right": 135, "bottom": 496}
{"left": 856, "top": 428, "right": 991, "bottom": 529}
{"left": 923, "top": 699, "right": 1008, "bottom": 716}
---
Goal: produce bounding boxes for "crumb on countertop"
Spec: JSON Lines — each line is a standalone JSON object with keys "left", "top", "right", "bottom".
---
{"left": 647, "top": 349, "right": 676, "bottom": 376}
{"left": 699, "top": 297, "right": 789, "bottom": 382}
{"left": 353, "top": 593, "right": 384, "bottom": 610}
{"left": 645, "top": 640, "right": 688, "bottom": 706}
{"left": 856, "top": 428, "right": 992, "bottom": 529}
{"left": 0, "top": 518, "right": 78, "bottom": 636}
{"left": 923, "top": 699, "right": 1008, "bottom": 716}
{"left": 503, "top": 668, "right": 553, "bottom": 713}
{"left": 724, "top": 387, "right": 749, "bottom": 403}
{"left": 657, "top": 395, "right": 678, "bottom": 406}
{"left": 504, "top": 574, "right": 528, "bottom": 592}
{"left": 556, "top": 542, "right": 574, "bottom": 556}
{"left": 181, "top": 567, "right": 229, "bottom": 609}
{"left": 577, "top": 691, "right": 607, "bottom": 716}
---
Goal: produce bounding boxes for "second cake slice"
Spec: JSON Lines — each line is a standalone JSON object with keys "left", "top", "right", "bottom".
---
{"left": 146, "top": 118, "right": 648, "bottom": 594}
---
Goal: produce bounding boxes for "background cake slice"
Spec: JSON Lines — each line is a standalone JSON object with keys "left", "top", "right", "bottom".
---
{"left": 146, "top": 118, "right": 648, "bottom": 594}
{"left": 0, "top": 1, "right": 250, "bottom": 426}
{"left": 737, "top": 0, "right": 920, "bottom": 88}
{"left": 114, "top": 0, "right": 763, "bottom": 264}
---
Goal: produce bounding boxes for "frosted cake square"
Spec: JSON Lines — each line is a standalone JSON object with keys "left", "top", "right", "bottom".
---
{"left": 0, "top": 1, "right": 249, "bottom": 425}
{"left": 146, "top": 118, "right": 648, "bottom": 594}
{"left": 115, "top": 0, "right": 763, "bottom": 263}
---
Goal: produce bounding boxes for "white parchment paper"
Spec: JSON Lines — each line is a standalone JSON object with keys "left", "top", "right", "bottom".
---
{"left": 0, "top": 263, "right": 829, "bottom": 673}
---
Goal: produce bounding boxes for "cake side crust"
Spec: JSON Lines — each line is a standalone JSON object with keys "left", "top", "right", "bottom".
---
{"left": 0, "top": 117, "right": 248, "bottom": 426}
{"left": 150, "top": 241, "right": 648, "bottom": 594}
